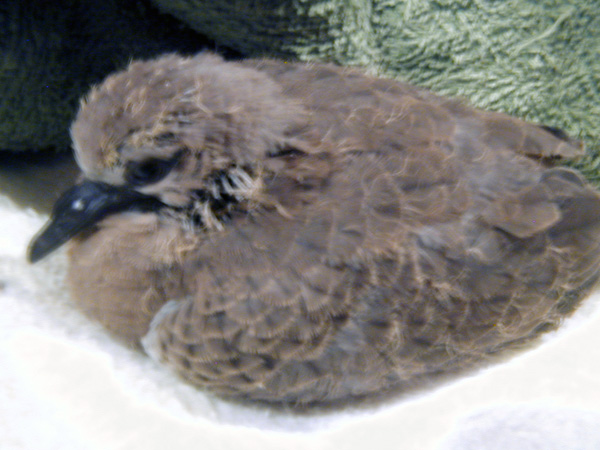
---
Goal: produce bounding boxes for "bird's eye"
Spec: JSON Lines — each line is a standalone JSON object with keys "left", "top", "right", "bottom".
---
{"left": 125, "top": 150, "right": 184, "bottom": 187}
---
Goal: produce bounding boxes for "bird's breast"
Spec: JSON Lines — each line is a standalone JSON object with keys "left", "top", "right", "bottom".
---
{"left": 67, "top": 212, "right": 195, "bottom": 344}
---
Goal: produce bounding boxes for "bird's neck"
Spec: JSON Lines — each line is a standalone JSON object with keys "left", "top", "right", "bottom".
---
{"left": 170, "top": 165, "right": 267, "bottom": 232}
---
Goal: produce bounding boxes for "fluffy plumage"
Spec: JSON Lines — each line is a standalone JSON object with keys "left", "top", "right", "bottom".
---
{"left": 30, "top": 53, "right": 600, "bottom": 405}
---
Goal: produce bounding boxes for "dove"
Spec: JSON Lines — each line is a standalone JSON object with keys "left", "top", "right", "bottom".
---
{"left": 28, "top": 53, "right": 600, "bottom": 406}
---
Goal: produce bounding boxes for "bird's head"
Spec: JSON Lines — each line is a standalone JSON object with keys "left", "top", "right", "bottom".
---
{"left": 28, "top": 53, "right": 308, "bottom": 262}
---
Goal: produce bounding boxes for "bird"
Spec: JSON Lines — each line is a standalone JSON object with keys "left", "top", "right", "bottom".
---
{"left": 28, "top": 52, "right": 600, "bottom": 406}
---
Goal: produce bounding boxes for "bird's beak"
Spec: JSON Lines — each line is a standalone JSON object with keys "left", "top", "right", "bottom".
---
{"left": 28, "top": 180, "right": 163, "bottom": 263}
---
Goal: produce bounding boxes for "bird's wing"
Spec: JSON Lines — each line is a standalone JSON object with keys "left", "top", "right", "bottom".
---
{"left": 141, "top": 201, "right": 386, "bottom": 402}
{"left": 246, "top": 58, "right": 584, "bottom": 161}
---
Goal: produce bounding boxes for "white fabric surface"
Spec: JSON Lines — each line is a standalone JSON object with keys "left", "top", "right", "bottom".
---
{"left": 441, "top": 406, "right": 600, "bottom": 450}
{"left": 2, "top": 192, "right": 600, "bottom": 450}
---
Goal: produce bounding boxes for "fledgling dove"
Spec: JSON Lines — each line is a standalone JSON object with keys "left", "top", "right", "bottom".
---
{"left": 29, "top": 53, "right": 600, "bottom": 406}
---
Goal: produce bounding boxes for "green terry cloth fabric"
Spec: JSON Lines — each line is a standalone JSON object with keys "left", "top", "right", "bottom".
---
{"left": 152, "top": 0, "right": 600, "bottom": 183}
{"left": 0, "top": 0, "right": 213, "bottom": 153}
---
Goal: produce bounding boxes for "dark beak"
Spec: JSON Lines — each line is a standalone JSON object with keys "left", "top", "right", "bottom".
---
{"left": 28, "top": 180, "right": 163, "bottom": 263}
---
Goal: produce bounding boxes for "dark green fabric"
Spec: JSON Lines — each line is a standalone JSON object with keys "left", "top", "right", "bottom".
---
{"left": 152, "top": 0, "right": 600, "bottom": 183}
{"left": 0, "top": 0, "right": 211, "bottom": 153}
